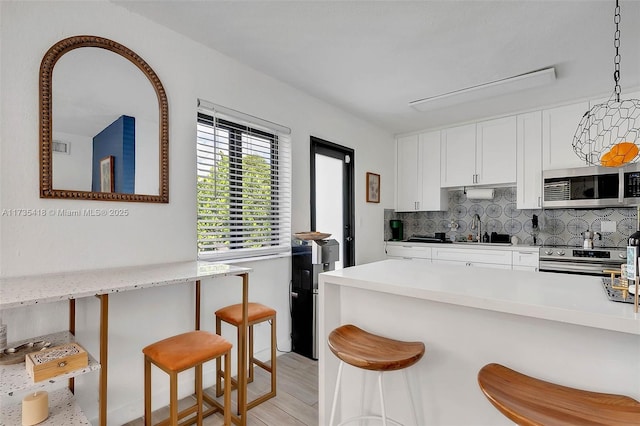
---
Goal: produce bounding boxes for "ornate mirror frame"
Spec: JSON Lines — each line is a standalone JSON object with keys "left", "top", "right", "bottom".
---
{"left": 40, "top": 35, "right": 169, "bottom": 203}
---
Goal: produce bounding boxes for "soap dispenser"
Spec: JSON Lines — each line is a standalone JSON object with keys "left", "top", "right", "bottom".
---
{"left": 482, "top": 232, "right": 490, "bottom": 243}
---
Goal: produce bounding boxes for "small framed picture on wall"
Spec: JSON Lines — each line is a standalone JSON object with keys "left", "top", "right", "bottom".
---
{"left": 366, "top": 172, "right": 380, "bottom": 203}
{"left": 100, "top": 156, "right": 115, "bottom": 193}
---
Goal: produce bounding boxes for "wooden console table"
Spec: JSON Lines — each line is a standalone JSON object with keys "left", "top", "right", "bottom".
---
{"left": 0, "top": 261, "right": 252, "bottom": 426}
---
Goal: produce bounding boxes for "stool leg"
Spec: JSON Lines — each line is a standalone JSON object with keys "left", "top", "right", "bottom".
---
{"left": 270, "top": 316, "right": 276, "bottom": 396}
{"left": 196, "top": 363, "right": 203, "bottom": 426}
{"left": 404, "top": 369, "right": 419, "bottom": 426}
{"left": 329, "top": 361, "right": 344, "bottom": 426}
{"left": 359, "top": 370, "right": 366, "bottom": 426}
{"left": 170, "top": 371, "right": 178, "bottom": 426}
{"left": 144, "top": 356, "right": 151, "bottom": 426}
{"left": 223, "top": 351, "right": 232, "bottom": 426}
{"left": 248, "top": 324, "right": 254, "bottom": 383}
{"left": 216, "top": 316, "right": 223, "bottom": 398}
{"left": 236, "top": 323, "right": 242, "bottom": 415}
{"left": 378, "top": 372, "right": 388, "bottom": 426}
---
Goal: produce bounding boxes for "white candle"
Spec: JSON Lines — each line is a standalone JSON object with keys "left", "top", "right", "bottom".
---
{"left": 22, "top": 391, "right": 48, "bottom": 426}
{"left": 0, "top": 323, "right": 6, "bottom": 352}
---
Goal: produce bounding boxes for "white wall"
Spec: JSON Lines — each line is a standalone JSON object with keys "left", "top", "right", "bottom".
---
{"left": 0, "top": 1, "right": 393, "bottom": 424}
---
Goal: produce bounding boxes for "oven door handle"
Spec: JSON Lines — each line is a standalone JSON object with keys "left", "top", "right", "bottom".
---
{"left": 539, "top": 260, "right": 623, "bottom": 276}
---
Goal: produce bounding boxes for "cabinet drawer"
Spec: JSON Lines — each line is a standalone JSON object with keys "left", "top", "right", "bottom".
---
{"left": 512, "top": 251, "right": 540, "bottom": 267}
{"left": 386, "top": 245, "right": 432, "bottom": 259}
{"left": 432, "top": 247, "right": 512, "bottom": 265}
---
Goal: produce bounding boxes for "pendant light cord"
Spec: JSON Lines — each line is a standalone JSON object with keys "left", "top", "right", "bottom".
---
{"left": 614, "top": 0, "right": 621, "bottom": 102}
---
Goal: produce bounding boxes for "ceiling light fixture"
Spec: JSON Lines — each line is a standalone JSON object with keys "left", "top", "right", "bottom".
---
{"left": 573, "top": 0, "right": 640, "bottom": 167}
{"left": 408, "top": 67, "right": 556, "bottom": 112}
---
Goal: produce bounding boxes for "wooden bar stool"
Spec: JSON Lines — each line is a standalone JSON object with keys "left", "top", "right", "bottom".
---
{"left": 477, "top": 363, "right": 640, "bottom": 426}
{"left": 142, "top": 330, "right": 232, "bottom": 426}
{"left": 328, "top": 324, "right": 426, "bottom": 426}
{"left": 214, "top": 302, "right": 277, "bottom": 411}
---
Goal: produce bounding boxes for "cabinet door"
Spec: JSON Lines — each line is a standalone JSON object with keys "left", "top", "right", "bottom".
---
{"left": 441, "top": 123, "right": 476, "bottom": 187}
{"left": 396, "top": 134, "right": 419, "bottom": 211}
{"left": 516, "top": 111, "right": 543, "bottom": 209}
{"left": 513, "top": 265, "right": 538, "bottom": 272}
{"left": 476, "top": 116, "right": 517, "bottom": 185}
{"left": 512, "top": 250, "right": 540, "bottom": 268}
{"left": 419, "top": 131, "right": 447, "bottom": 211}
{"left": 432, "top": 247, "right": 512, "bottom": 266}
{"left": 386, "top": 244, "right": 432, "bottom": 260}
{"left": 542, "top": 101, "right": 590, "bottom": 170}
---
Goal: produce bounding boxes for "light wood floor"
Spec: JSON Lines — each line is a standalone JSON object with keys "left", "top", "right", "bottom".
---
{"left": 123, "top": 351, "right": 318, "bottom": 426}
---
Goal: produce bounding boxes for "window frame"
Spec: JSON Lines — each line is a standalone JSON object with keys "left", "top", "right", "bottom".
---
{"left": 196, "top": 110, "right": 290, "bottom": 261}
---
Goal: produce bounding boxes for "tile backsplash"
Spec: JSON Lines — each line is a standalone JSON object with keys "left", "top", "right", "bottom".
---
{"left": 384, "top": 187, "right": 638, "bottom": 248}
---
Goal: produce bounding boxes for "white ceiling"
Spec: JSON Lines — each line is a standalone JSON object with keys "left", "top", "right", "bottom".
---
{"left": 113, "top": 0, "right": 640, "bottom": 135}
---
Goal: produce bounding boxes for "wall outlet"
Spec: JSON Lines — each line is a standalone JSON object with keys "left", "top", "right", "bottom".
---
{"left": 601, "top": 221, "right": 616, "bottom": 233}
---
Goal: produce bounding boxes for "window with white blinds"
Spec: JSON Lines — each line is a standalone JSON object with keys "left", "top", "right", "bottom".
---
{"left": 196, "top": 102, "right": 291, "bottom": 260}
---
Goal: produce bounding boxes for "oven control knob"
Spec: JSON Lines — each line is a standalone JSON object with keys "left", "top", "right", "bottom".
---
{"left": 619, "top": 253, "right": 627, "bottom": 259}
{"left": 556, "top": 250, "right": 565, "bottom": 256}
{"left": 544, "top": 249, "right": 553, "bottom": 256}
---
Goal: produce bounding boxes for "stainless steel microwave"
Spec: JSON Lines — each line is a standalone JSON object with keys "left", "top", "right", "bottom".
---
{"left": 543, "top": 166, "right": 623, "bottom": 209}
{"left": 622, "top": 163, "right": 640, "bottom": 205}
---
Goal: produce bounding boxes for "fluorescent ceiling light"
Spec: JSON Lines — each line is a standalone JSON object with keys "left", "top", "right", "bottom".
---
{"left": 409, "top": 67, "right": 556, "bottom": 112}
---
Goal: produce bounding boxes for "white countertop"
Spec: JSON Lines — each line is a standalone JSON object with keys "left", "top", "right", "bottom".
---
{"left": 385, "top": 240, "right": 540, "bottom": 252}
{"left": 320, "top": 259, "right": 640, "bottom": 335}
{"left": 0, "top": 261, "right": 251, "bottom": 309}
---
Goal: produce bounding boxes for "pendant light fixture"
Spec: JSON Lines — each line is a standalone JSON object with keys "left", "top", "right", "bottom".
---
{"left": 573, "top": 0, "right": 640, "bottom": 167}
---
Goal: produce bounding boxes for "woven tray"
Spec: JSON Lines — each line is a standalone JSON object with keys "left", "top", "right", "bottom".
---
{"left": 294, "top": 232, "right": 331, "bottom": 241}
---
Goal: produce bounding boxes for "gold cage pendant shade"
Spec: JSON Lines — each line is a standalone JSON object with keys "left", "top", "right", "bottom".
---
{"left": 572, "top": 0, "right": 640, "bottom": 168}
{"left": 573, "top": 97, "right": 640, "bottom": 167}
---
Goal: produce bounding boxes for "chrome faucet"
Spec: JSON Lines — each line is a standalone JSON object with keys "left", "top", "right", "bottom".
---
{"left": 470, "top": 214, "right": 482, "bottom": 242}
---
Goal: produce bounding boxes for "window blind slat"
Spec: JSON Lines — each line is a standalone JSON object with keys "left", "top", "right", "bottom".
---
{"left": 197, "top": 109, "right": 291, "bottom": 259}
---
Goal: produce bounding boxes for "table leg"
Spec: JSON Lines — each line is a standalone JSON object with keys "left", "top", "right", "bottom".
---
{"left": 195, "top": 280, "right": 201, "bottom": 330}
{"left": 99, "top": 294, "right": 109, "bottom": 426}
{"left": 69, "top": 299, "right": 75, "bottom": 394}
{"left": 237, "top": 273, "right": 249, "bottom": 426}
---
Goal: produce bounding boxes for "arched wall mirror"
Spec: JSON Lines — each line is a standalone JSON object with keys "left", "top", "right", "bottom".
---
{"left": 40, "top": 35, "right": 169, "bottom": 202}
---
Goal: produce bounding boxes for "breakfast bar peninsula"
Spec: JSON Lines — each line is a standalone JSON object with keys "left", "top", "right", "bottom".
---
{"left": 318, "top": 259, "right": 640, "bottom": 425}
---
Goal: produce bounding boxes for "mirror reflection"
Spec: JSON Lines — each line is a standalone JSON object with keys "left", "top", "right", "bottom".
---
{"left": 52, "top": 48, "right": 159, "bottom": 194}
{"left": 40, "top": 35, "right": 169, "bottom": 203}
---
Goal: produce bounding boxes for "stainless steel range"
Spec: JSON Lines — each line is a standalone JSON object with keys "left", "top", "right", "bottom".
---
{"left": 539, "top": 246, "right": 627, "bottom": 276}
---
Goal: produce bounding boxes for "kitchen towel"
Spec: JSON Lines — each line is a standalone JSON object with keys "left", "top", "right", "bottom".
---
{"left": 466, "top": 188, "right": 495, "bottom": 200}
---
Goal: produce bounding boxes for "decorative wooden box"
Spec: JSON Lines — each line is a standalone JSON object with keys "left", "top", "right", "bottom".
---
{"left": 25, "top": 343, "right": 88, "bottom": 382}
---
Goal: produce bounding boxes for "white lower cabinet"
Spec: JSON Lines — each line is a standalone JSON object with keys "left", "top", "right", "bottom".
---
{"left": 386, "top": 243, "right": 541, "bottom": 271}
{"left": 385, "top": 244, "right": 432, "bottom": 261}
{"left": 512, "top": 250, "right": 540, "bottom": 272}
{"left": 433, "top": 259, "right": 511, "bottom": 269}
{"left": 432, "top": 247, "right": 512, "bottom": 269}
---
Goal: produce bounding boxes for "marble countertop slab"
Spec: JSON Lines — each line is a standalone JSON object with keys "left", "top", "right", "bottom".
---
{"left": 320, "top": 259, "right": 640, "bottom": 335}
{"left": 0, "top": 261, "right": 251, "bottom": 309}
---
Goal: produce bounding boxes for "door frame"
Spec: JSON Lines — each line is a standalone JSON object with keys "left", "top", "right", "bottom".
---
{"left": 310, "top": 136, "right": 355, "bottom": 267}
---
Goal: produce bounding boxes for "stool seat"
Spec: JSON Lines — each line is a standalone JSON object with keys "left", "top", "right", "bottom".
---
{"left": 328, "top": 324, "right": 425, "bottom": 371}
{"left": 214, "top": 302, "right": 277, "bottom": 417}
{"left": 215, "top": 302, "right": 276, "bottom": 325}
{"left": 478, "top": 363, "right": 640, "bottom": 426}
{"left": 143, "top": 330, "right": 232, "bottom": 372}
{"left": 143, "top": 330, "right": 232, "bottom": 425}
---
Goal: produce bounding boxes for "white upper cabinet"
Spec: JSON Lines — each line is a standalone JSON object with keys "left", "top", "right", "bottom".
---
{"left": 396, "top": 131, "right": 447, "bottom": 212}
{"left": 516, "top": 111, "right": 543, "bottom": 209}
{"left": 419, "top": 131, "right": 448, "bottom": 211}
{"left": 396, "top": 134, "right": 420, "bottom": 211}
{"left": 440, "top": 123, "right": 476, "bottom": 187}
{"left": 542, "top": 101, "right": 590, "bottom": 170}
{"left": 441, "top": 117, "right": 516, "bottom": 187}
{"left": 475, "top": 116, "right": 517, "bottom": 185}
